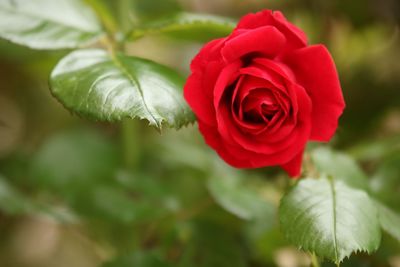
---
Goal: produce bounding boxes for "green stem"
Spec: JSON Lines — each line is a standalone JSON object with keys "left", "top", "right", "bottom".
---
{"left": 310, "top": 253, "right": 320, "bottom": 267}
{"left": 85, "top": 0, "right": 118, "bottom": 34}
{"left": 121, "top": 119, "right": 140, "bottom": 171}
{"left": 118, "top": 0, "right": 132, "bottom": 33}
{"left": 117, "top": 0, "right": 140, "bottom": 171}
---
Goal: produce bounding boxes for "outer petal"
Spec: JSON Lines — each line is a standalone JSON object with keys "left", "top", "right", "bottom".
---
{"left": 272, "top": 11, "right": 307, "bottom": 48}
{"left": 184, "top": 73, "right": 214, "bottom": 125}
{"left": 285, "top": 45, "right": 345, "bottom": 141}
{"left": 189, "top": 38, "right": 225, "bottom": 72}
{"left": 214, "top": 61, "right": 242, "bottom": 108}
{"left": 198, "top": 121, "right": 253, "bottom": 167}
{"left": 198, "top": 120, "right": 221, "bottom": 152}
{"left": 280, "top": 149, "right": 304, "bottom": 177}
{"left": 221, "top": 26, "right": 286, "bottom": 62}
{"left": 184, "top": 39, "right": 225, "bottom": 125}
{"left": 235, "top": 10, "right": 275, "bottom": 30}
{"left": 236, "top": 10, "right": 307, "bottom": 50}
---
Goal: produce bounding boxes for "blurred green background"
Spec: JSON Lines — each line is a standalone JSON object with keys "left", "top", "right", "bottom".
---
{"left": 0, "top": 0, "right": 400, "bottom": 266}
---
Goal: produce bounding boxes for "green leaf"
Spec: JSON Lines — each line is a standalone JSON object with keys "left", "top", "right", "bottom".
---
{"left": 311, "top": 147, "right": 369, "bottom": 190}
{"left": 280, "top": 177, "right": 381, "bottom": 263}
{"left": 208, "top": 170, "right": 275, "bottom": 221}
{"left": 84, "top": 0, "right": 118, "bottom": 33}
{"left": 375, "top": 201, "right": 400, "bottom": 242}
{"left": 0, "top": 0, "right": 104, "bottom": 50}
{"left": 130, "top": 12, "right": 236, "bottom": 42}
{"left": 50, "top": 49, "right": 194, "bottom": 129}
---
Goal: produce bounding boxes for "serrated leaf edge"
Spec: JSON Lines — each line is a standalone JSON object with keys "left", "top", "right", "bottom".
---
{"left": 279, "top": 178, "right": 381, "bottom": 264}
{"left": 130, "top": 12, "right": 236, "bottom": 40}
{"left": 49, "top": 49, "right": 195, "bottom": 130}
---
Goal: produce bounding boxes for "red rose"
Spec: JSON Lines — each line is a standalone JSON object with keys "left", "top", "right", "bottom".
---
{"left": 184, "top": 10, "right": 345, "bottom": 177}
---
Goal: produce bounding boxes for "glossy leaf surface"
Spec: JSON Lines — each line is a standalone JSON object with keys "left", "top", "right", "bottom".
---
{"left": 280, "top": 177, "right": 381, "bottom": 263}
{"left": 50, "top": 49, "right": 194, "bottom": 129}
{"left": 130, "top": 12, "right": 235, "bottom": 42}
{"left": 0, "top": 0, "right": 103, "bottom": 49}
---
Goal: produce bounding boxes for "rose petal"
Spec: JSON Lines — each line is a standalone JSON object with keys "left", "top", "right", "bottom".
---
{"left": 272, "top": 11, "right": 307, "bottom": 48}
{"left": 285, "top": 45, "right": 345, "bottom": 141}
{"left": 242, "top": 90, "right": 278, "bottom": 124}
{"left": 280, "top": 149, "right": 304, "bottom": 177}
{"left": 198, "top": 120, "right": 220, "bottom": 150}
{"left": 203, "top": 61, "right": 225, "bottom": 99}
{"left": 231, "top": 77, "right": 267, "bottom": 133}
{"left": 184, "top": 72, "right": 215, "bottom": 124}
{"left": 239, "top": 62, "right": 298, "bottom": 120}
{"left": 198, "top": 121, "right": 254, "bottom": 166}
{"left": 236, "top": 10, "right": 275, "bottom": 30}
{"left": 216, "top": 99, "right": 310, "bottom": 160}
{"left": 253, "top": 58, "right": 296, "bottom": 82}
{"left": 236, "top": 10, "right": 307, "bottom": 50}
{"left": 190, "top": 38, "right": 225, "bottom": 72}
{"left": 243, "top": 91, "right": 276, "bottom": 113}
{"left": 214, "top": 61, "right": 242, "bottom": 108}
{"left": 239, "top": 66, "right": 288, "bottom": 94}
{"left": 234, "top": 76, "right": 274, "bottom": 114}
{"left": 222, "top": 26, "right": 286, "bottom": 62}
{"left": 185, "top": 39, "right": 226, "bottom": 125}
{"left": 253, "top": 83, "right": 312, "bottom": 143}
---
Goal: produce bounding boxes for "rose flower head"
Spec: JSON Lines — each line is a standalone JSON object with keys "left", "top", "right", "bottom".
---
{"left": 184, "top": 10, "right": 345, "bottom": 177}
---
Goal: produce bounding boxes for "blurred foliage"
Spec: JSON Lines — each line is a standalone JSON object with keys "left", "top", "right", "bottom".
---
{"left": 0, "top": 0, "right": 400, "bottom": 266}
